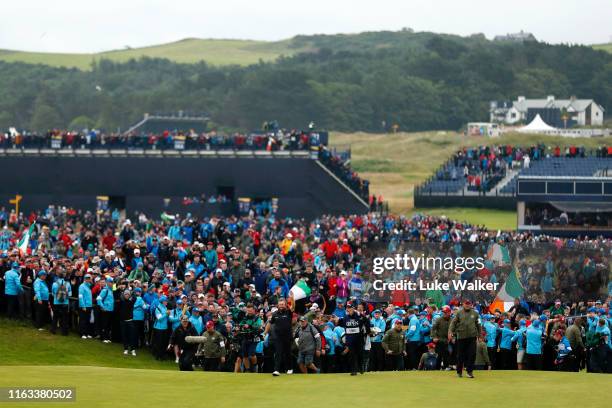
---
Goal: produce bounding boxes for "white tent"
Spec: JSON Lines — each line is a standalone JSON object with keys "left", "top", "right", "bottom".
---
{"left": 518, "top": 114, "right": 556, "bottom": 133}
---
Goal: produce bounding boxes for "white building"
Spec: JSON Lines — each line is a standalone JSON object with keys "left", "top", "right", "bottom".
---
{"left": 490, "top": 95, "right": 605, "bottom": 126}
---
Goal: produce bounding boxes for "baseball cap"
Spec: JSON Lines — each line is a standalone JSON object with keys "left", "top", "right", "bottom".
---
{"left": 206, "top": 321, "right": 215, "bottom": 330}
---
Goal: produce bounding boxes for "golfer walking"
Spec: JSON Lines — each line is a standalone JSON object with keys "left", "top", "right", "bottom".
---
{"left": 448, "top": 300, "right": 481, "bottom": 378}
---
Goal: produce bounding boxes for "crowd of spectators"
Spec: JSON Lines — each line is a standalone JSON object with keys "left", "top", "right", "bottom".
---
{"left": 0, "top": 128, "right": 322, "bottom": 152}
{"left": 319, "top": 148, "right": 369, "bottom": 202}
{"left": 1, "top": 207, "right": 610, "bottom": 374}
{"left": 421, "top": 144, "right": 612, "bottom": 195}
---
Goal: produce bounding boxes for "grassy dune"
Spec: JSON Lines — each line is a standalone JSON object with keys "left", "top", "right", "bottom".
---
{"left": 329, "top": 131, "right": 612, "bottom": 228}
{"left": 0, "top": 38, "right": 299, "bottom": 69}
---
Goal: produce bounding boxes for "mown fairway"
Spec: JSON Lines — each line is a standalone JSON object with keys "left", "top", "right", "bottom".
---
{"left": 0, "top": 365, "right": 608, "bottom": 408}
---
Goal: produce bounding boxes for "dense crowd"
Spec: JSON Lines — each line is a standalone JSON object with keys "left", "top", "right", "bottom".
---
{"left": 1, "top": 208, "right": 610, "bottom": 375}
{"left": 0, "top": 128, "right": 321, "bottom": 151}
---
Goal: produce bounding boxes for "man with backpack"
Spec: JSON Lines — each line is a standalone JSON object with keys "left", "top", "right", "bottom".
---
{"left": 294, "top": 315, "right": 321, "bottom": 373}
{"left": 51, "top": 270, "right": 71, "bottom": 335}
{"left": 418, "top": 342, "right": 439, "bottom": 370}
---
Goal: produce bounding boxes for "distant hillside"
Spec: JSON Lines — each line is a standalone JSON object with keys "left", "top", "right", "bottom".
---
{"left": 0, "top": 30, "right": 610, "bottom": 134}
{"left": 593, "top": 43, "right": 612, "bottom": 53}
{"left": 0, "top": 38, "right": 300, "bottom": 69}
{"left": 0, "top": 30, "right": 489, "bottom": 69}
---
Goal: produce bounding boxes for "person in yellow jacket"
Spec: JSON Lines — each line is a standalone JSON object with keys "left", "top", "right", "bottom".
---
{"left": 280, "top": 233, "right": 293, "bottom": 256}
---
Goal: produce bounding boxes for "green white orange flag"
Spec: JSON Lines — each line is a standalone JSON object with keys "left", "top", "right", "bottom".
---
{"left": 489, "top": 265, "right": 524, "bottom": 312}
{"left": 18, "top": 222, "right": 35, "bottom": 255}
{"left": 289, "top": 279, "right": 311, "bottom": 301}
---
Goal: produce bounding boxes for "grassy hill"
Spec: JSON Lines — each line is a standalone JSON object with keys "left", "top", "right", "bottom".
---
{"left": 0, "top": 38, "right": 300, "bottom": 70}
{"left": 0, "top": 30, "right": 496, "bottom": 70}
{"left": 0, "top": 318, "right": 172, "bottom": 370}
{"left": 329, "top": 131, "right": 612, "bottom": 228}
{"left": 593, "top": 42, "right": 612, "bottom": 53}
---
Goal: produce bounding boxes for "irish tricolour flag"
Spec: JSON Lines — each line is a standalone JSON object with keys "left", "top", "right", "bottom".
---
{"left": 289, "top": 279, "right": 311, "bottom": 301}
{"left": 487, "top": 243, "right": 511, "bottom": 265}
{"left": 18, "top": 222, "right": 35, "bottom": 256}
{"left": 489, "top": 266, "right": 524, "bottom": 313}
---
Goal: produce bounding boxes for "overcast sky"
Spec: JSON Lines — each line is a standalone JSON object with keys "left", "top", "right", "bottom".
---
{"left": 2, "top": 0, "right": 611, "bottom": 53}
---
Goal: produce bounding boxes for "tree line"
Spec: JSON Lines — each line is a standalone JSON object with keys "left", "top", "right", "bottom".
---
{"left": 0, "top": 32, "right": 610, "bottom": 133}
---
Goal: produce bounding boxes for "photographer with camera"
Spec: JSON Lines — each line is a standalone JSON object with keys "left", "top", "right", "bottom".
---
{"left": 235, "top": 303, "right": 262, "bottom": 373}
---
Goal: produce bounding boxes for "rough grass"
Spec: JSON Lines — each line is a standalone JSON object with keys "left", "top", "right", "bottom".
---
{"left": 0, "top": 365, "right": 608, "bottom": 408}
{"left": 0, "top": 38, "right": 299, "bottom": 69}
{"left": 0, "top": 318, "right": 173, "bottom": 370}
{"left": 329, "top": 131, "right": 612, "bottom": 228}
{"left": 592, "top": 43, "right": 612, "bottom": 53}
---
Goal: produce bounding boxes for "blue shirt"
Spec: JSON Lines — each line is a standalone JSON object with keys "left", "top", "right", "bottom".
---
{"left": 406, "top": 315, "right": 422, "bottom": 342}
{"left": 189, "top": 315, "right": 204, "bottom": 334}
{"left": 4, "top": 269, "right": 22, "bottom": 295}
{"left": 96, "top": 286, "right": 114, "bottom": 311}
{"left": 153, "top": 303, "right": 169, "bottom": 330}
{"left": 33, "top": 278, "right": 49, "bottom": 301}
{"left": 511, "top": 327, "right": 527, "bottom": 351}
{"left": 51, "top": 278, "right": 71, "bottom": 305}
{"left": 133, "top": 297, "right": 146, "bottom": 321}
{"left": 78, "top": 282, "right": 93, "bottom": 308}
{"left": 556, "top": 337, "right": 572, "bottom": 361}
{"left": 499, "top": 327, "right": 515, "bottom": 350}
{"left": 169, "top": 308, "right": 184, "bottom": 331}
{"left": 525, "top": 325, "right": 543, "bottom": 355}
{"left": 323, "top": 328, "right": 338, "bottom": 355}
{"left": 370, "top": 317, "right": 386, "bottom": 342}
{"left": 595, "top": 324, "right": 611, "bottom": 350}
{"left": 484, "top": 321, "right": 499, "bottom": 348}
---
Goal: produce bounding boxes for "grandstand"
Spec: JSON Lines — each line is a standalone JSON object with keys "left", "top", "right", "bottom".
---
{"left": 415, "top": 145, "right": 612, "bottom": 236}
{"left": 0, "top": 129, "right": 369, "bottom": 219}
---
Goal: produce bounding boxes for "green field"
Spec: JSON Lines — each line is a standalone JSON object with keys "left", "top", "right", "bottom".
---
{"left": 329, "top": 131, "right": 612, "bottom": 229}
{"left": 0, "top": 318, "right": 171, "bottom": 370}
{"left": 0, "top": 365, "right": 608, "bottom": 408}
{"left": 0, "top": 38, "right": 300, "bottom": 69}
{"left": 593, "top": 43, "right": 612, "bottom": 53}
{"left": 1, "top": 296, "right": 610, "bottom": 407}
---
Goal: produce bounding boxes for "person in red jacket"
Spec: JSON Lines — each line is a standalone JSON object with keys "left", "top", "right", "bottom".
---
{"left": 321, "top": 238, "right": 339, "bottom": 263}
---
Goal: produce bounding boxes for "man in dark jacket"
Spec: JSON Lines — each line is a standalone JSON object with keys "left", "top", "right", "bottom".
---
{"left": 343, "top": 301, "right": 369, "bottom": 375}
{"left": 265, "top": 298, "right": 294, "bottom": 376}
{"left": 118, "top": 289, "right": 136, "bottom": 355}
{"left": 170, "top": 316, "right": 199, "bottom": 371}
{"left": 432, "top": 305, "right": 452, "bottom": 370}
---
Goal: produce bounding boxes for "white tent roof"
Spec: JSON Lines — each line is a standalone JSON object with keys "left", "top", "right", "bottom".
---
{"left": 518, "top": 114, "right": 556, "bottom": 132}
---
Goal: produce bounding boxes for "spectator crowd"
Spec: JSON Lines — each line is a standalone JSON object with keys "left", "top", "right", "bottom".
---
{"left": 1, "top": 207, "right": 610, "bottom": 375}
